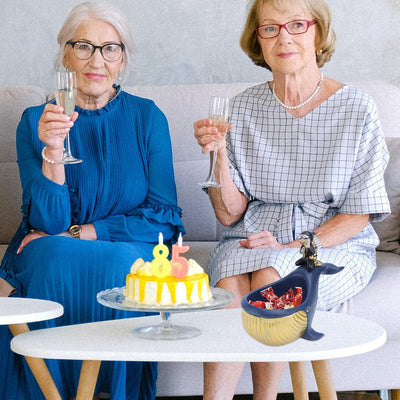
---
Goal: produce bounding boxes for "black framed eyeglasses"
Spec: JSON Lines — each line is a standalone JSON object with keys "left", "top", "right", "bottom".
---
{"left": 66, "top": 41, "right": 125, "bottom": 62}
{"left": 256, "top": 20, "right": 316, "bottom": 39}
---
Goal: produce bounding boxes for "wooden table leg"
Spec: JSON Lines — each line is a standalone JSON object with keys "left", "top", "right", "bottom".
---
{"left": 311, "top": 359, "right": 338, "bottom": 400}
{"left": 289, "top": 361, "right": 309, "bottom": 400}
{"left": 76, "top": 360, "right": 102, "bottom": 400}
{"left": 391, "top": 389, "right": 400, "bottom": 400}
{"left": 9, "top": 323, "right": 62, "bottom": 400}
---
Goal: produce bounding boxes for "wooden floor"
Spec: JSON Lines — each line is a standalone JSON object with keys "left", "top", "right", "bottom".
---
{"left": 156, "top": 392, "right": 381, "bottom": 400}
{"left": 276, "top": 392, "right": 381, "bottom": 399}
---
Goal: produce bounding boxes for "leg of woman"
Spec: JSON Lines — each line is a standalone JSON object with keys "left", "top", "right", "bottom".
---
{"left": 250, "top": 267, "right": 286, "bottom": 400}
{"left": 203, "top": 273, "right": 251, "bottom": 400}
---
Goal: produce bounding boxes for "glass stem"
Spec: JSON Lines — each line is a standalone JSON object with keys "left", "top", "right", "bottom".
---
{"left": 65, "top": 132, "right": 72, "bottom": 157}
{"left": 160, "top": 312, "right": 172, "bottom": 330}
{"left": 209, "top": 142, "right": 218, "bottom": 181}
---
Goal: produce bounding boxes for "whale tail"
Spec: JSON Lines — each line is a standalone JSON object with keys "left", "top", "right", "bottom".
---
{"left": 302, "top": 326, "right": 324, "bottom": 341}
{"left": 319, "top": 263, "right": 344, "bottom": 276}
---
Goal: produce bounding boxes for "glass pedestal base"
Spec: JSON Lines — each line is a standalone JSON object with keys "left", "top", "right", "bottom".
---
{"left": 132, "top": 312, "right": 201, "bottom": 340}
{"left": 97, "top": 287, "right": 234, "bottom": 341}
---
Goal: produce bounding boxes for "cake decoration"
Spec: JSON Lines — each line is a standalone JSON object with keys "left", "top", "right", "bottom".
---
{"left": 124, "top": 233, "right": 212, "bottom": 306}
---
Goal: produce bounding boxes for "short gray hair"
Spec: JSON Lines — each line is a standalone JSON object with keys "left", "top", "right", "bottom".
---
{"left": 54, "top": 1, "right": 135, "bottom": 81}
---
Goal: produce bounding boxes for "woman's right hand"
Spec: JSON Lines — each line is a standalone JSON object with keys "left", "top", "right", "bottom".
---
{"left": 16, "top": 223, "right": 97, "bottom": 255}
{"left": 38, "top": 104, "right": 78, "bottom": 152}
{"left": 193, "top": 118, "right": 233, "bottom": 154}
{"left": 17, "top": 229, "right": 47, "bottom": 255}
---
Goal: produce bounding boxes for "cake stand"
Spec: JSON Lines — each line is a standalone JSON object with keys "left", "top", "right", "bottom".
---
{"left": 97, "top": 287, "right": 234, "bottom": 341}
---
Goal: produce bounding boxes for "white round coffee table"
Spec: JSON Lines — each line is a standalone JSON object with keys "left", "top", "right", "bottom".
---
{"left": 1, "top": 297, "right": 63, "bottom": 399}
{"left": 0, "top": 297, "right": 63, "bottom": 325}
{"left": 11, "top": 308, "right": 386, "bottom": 400}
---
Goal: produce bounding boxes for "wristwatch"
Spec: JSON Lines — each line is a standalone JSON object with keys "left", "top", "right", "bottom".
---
{"left": 68, "top": 224, "right": 82, "bottom": 239}
{"left": 312, "top": 231, "right": 323, "bottom": 248}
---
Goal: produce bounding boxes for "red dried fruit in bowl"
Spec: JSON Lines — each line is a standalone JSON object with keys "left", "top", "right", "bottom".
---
{"left": 260, "top": 286, "right": 278, "bottom": 302}
{"left": 249, "top": 300, "right": 267, "bottom": 308}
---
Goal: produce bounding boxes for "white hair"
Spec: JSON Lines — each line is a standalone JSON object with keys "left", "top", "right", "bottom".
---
{"left": 54, "top": 1, "right": 135, "bottom": 82}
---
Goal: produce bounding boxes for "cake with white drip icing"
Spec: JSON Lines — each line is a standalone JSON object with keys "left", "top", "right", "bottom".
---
{"left": 124, "top": 258, "right": 212, "bottom": 305}
{"left": 123, "top": 234, "right": 212, "bottom": 306}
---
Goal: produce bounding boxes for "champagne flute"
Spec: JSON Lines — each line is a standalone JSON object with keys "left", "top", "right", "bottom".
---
{"left": 199, "top": 96, "right": 230, "bottom": 188}
{"left": 54, "top": 70, "right": 82, "bottom": 164}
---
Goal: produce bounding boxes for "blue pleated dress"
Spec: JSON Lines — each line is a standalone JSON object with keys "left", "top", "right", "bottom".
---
{"left": 0, "top": 88, "right": 184, "bottom": 400}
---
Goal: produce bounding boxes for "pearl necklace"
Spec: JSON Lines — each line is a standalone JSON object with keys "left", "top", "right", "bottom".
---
{"left": 272, "top": 73, "right": 324, "bottom": 110}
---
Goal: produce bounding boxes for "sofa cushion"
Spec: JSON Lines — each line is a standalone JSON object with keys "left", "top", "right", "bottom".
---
{"left": 372, "top": 137, "right": 400, "bottom": 253}
{"left": 0, "top": 164, "right": 23, "bottom": 244}
{"left": 173, "top": 159, "right": 221, "bottom": 241}
{"left": 332, "top": 251, "right": 400, "bottom": 339}
{"left": 0, "top": 86, "right": 46, "bottom": 161}
{"left": 126, "top": 83, "right": 255, "bottom": 241}
{"left": 352, "top": 82, "right": 400, "bottom": 253}
{"left": 351, "top": 81, "right": 400, "bottom": 139}
{"left": 0, "top": 86, "right": 46, "bottom": 244}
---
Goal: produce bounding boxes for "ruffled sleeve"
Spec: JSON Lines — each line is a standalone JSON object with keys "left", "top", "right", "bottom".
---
{"left": 93, "top": 98, "right": 185, "bottom": 244}
{"left": 94, "top": 202, "right": 184, "bottom": 244}
{"left": 0, "top": 222, "right": 29, "bottom": 295}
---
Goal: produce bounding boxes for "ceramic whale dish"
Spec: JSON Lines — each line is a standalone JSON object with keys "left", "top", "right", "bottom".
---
{"left": 241, "top": 262, "right": 344, "bottom": 346}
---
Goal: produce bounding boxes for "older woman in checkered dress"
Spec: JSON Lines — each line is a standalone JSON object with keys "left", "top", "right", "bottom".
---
{"left": 194, "top": 0, "right": 390, "bottom": 399}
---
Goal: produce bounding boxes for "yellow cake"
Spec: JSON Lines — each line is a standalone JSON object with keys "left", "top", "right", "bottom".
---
{"left": 124, "top": 257, "right": 212, "bottom": 306}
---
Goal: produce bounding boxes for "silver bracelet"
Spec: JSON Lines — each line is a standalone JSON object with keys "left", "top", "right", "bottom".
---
{"left": 312, "top": 231, "right": 323, "bottom": 248}
{"left": 41, "top": 146, "right": 63, "bottom": 165}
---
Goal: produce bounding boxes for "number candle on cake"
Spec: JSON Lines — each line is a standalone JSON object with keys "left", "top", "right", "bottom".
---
{"left": 151, "top": 232, "right": 172, "bottom": 278}
{"left": 124, "top": 233, "right": 212, "bottom": 306}
{"left": 171, "top": 233, "right": 190, "bottom": 278}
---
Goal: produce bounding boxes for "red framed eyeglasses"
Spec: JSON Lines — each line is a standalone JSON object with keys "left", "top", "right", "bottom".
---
{"left": 256, "top": 20, "right": 316, "bottom": 39}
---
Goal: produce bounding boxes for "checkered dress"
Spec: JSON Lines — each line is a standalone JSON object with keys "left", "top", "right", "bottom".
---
{"left": 208, "top": 83, "right": 390, "bottom": 310}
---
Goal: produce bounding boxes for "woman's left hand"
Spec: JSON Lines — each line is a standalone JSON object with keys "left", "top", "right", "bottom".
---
{"left": 240, "top": 231, "right": 282, "bottom": 249}
{"left": 17, "top": 229, "right": 47, "bottom": 255}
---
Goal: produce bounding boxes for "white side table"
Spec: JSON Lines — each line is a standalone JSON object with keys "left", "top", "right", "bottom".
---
{"left": 11, "top": 308, "right": 386, "bottom": 400}
{"left": 1, "top": 297, "right": 63, "bottom": 399}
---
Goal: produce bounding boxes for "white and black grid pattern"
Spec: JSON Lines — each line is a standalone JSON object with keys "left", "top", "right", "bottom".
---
{"left": 208, "top": 83, "right": 390, "bottom": 310}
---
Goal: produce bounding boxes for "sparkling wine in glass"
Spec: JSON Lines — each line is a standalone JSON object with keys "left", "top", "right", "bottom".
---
{"left": 199, "top": 96, "right": 230, "bottom": 188}
{"left": 54, "top": 70, "right": 82, "bottom": 164}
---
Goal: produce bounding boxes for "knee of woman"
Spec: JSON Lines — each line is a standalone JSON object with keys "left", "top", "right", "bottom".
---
{"left": 251, "top": 266, "right": 280, "bottom": 290}
{"left": 25, "top": 235, "right": 76, "bottom": 257}
{"left": 21, "top": 236, "right": 78, "bottom": 275}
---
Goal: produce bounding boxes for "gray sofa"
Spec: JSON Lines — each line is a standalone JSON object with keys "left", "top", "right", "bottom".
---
{"left": 1, "top": 81, "right": 400, "bottom": 397}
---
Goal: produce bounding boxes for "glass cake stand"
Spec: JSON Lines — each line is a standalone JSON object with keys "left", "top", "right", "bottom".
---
{"left": 97, "top": 287, "right": 234, "bottom": 341}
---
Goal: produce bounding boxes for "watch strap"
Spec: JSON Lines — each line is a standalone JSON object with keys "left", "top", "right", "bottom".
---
{"left": 312, "top": 231, "right": 323, "bottom": 248}
{"left": 68, "top": 224, "right": 82, "bottom": 239}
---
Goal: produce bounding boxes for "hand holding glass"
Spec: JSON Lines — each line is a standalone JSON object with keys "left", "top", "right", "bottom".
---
{"left": 54, "top": 71, "right": 82, "bottom": 164}
{"left": 199, "top": 96, "right": 230, "bottom": 188}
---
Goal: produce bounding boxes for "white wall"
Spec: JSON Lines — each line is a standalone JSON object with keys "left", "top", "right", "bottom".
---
{"left": 1, "top": 0, "right": 399, "bottom": 92}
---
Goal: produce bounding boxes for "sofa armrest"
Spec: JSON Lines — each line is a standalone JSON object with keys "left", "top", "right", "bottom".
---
{"left": 0, "top": 277, "right": 16, "bottom": 297}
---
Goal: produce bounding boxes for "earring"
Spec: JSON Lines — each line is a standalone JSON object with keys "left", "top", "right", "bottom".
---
{"left": 113, "top": 73, "right": 122, "bottom": 89}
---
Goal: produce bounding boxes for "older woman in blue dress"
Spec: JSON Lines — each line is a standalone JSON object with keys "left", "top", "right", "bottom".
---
{"left": 0, "top": 2, "right": 183, "bottom": 399}
{"left": 194, "top": 0, "right": 390, "bottom": 398}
